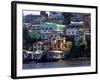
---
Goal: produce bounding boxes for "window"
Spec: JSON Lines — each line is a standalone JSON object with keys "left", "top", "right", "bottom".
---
{"left": 38, "top": 44, "right": 40, "bottom": 46}
{"left": 50, "top": 28, "right": 51, "bottom": 30}
{"left": 58, "top": 40, "right": 61, "bottom": 43}
{"left": 68, "top": 31, "right": 70, "bottom": 34}
{"left": 49, "top": 42, "right": 51, "bottom": 45}
{"left": 51, "top": 35, "right": 53, "bottom": 37}
{"left": 58, "top": 45, "right": 60, "bottom": 48}
{"left": 55, "top": 35, "right": 57, "bottom": 37}
{"left": 34, "top": 44, "right": 36, "bottom": 46}
{"left": 68, "top": 45, "right": 72, "bottom": 48}
{"left": 65, "top": 44, "right": 67, "bottom": 48}
{"left": 42, "top": 36, "right": 44, "bottom": 38}
{"left": 54, "top": 45, "right": 56, "bottom": 48}
{"left": 72, "top": 31, "right": 74, "bottom": 34}
{"left": 33, "top": 48, "right": 37, "bottom": 51}
{"left": 46, "top": 28, "right": 48, "bottom": 30}
{"left": 76, "top": 32, "right": 79, "bottom": 34}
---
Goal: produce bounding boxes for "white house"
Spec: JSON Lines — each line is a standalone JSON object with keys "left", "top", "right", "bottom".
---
{"left": 33, "top": 42, "right": 44, "bottom": 51}
{"left": 40, "top": 32, "right": 61, "bottom": 41}
{"left": 74, "top": 34, "right": 86, "bottom": 41}
{"left": 66, "top": 28, "right": 79, "bottom": 36}
{"left": 49, "top": 12, "right": 64, "bottom": 19}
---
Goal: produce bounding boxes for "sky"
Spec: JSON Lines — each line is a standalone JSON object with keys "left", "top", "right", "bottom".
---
{"left": 23, "top": 10, "right": 50, "bottom": 15}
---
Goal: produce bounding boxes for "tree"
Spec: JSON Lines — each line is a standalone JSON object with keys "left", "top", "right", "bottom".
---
{"left": 62, "top": 13, "right": 73, "bottom": 25}
{"left": 23, "top": 27, "right": 30, "bottom": 49}
{"left": 23, "top": 27, "right": 28, "bottom": 42}
{"left": 40, "top": 11, "right": 46, "bottom": 15}
{"left": 40, "top": 11, "right": 48, "bottom": 22}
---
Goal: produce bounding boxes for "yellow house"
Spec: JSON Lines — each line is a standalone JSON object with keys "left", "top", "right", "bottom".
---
{"left": 62, "top": 41, "right": 72, "bottom": 52}
{"left": 51, "top": 38, "right": 72, "bottom": 52}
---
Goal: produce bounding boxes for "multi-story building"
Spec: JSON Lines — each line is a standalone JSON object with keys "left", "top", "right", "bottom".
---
{"left": 65, "top": 22, "right": 88, "bottom": 42}
{"left": 39, "top": 22, "right": 65, "bottom": 40}
{"left": 40, "top": 22, "right": 65, "bottom": 32}
{"left": 42, "top": 41, "right": 52, "bottom": 51}
{"left": 65, "top": 28, "right": 87, "bottom": 43}
{"left": 24, "top": 14, "right": 42, "bottom": 24}
{"left": 66, "top": 22, "right": 83, "bottom": 38}
{"left": 33, "top": 42, "right": 43, "bottom": 51}
{"left": 65, "top": 28, "right": 79, "bottom": 36}
{"left": 48, "top": 12, "right": 64, "bottom": 24}
{"left": 51, "top": 38, "right": 72, "bottom": 52}
{"left": 40, "top": 32, "right": 61, "bottom": 41}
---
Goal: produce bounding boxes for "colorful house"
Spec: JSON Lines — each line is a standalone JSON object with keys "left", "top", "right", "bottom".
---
{"left": 40, "top": 32, "right": 61, "bottom": 41}
{"left": 65, "top": 28, "right": 79, "bottom": 36}
{"left": 51, "top": 38, "right": 72, "bottom": 52}
{"left": 33, "top": 42, "right": 43, "bottom": 51}
{"left": 39, "top": 22, "right": 65, "bottom": 40}
{"left": 40, "top": 22, "right": 65, "bottom": 32}
{"left": 48, "top": 12, "right": 64, "bottom": 24}
{"left": 42, "top": 41, "right": 51, "bottom": 51}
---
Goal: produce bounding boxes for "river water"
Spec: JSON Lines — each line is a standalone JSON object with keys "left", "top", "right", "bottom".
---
{"left": 23, "top": 57, "right": 90, "bottom": 69}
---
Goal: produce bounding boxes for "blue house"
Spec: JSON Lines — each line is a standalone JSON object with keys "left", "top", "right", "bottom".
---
{"left": 40, "top": 22, "right": 65, "bottom": 32}
{"left": 40, "top": 22, "right": 57, "bottom": 31}
{"left": 39, "top": 22, "right": 65, "bottom": 40}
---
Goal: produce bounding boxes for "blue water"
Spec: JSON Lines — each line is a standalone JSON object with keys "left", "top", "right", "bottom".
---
{"left": 23, "top": 58, "right": 90, "bottom": 69}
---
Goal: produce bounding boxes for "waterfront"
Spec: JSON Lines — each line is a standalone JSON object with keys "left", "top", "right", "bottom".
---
{"left": 23, "top": 11, "right": 91, "bottom": 70}
{"left": 23, "top": 57, "right": 90, "bottom": 69}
